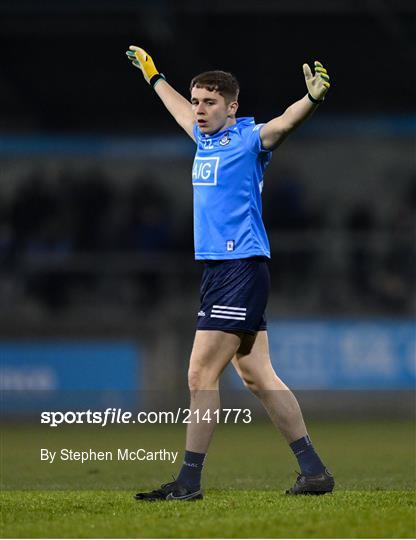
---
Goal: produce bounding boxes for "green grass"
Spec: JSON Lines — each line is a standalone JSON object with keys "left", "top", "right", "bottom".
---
{"left": 2, "top": 490, "right": 415, "bottom": 538}
{"left": 1, "top": 421, "right": 415, "bottom": 538}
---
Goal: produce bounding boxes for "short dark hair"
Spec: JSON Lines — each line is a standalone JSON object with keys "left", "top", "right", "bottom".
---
{"left": 190, "top": 71, "right": 240, "bottom": 103}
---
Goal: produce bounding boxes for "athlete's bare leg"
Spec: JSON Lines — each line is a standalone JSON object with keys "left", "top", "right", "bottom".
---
{"left": 232, "top": 330, "right": 307, "bottom": 443}
{"left": 185, "top": 329, "right": 242, "bottom": 453}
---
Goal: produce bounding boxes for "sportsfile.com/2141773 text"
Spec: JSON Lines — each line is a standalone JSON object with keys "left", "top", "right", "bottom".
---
{"left": 40, "top": 408, "right": 253, "bottom": 427}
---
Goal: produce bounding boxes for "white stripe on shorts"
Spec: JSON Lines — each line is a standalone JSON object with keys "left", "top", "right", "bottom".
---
{"left": 212, "top": 305, "right": 246, "bottom": 312}
{"left": 211, "top": 309, "right": 246, "bottom": 315}
{"left": 210, "top": 314, "right": 246, "bottom": 321}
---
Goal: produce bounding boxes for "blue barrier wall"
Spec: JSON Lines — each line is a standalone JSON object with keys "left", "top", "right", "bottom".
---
{"left": 1, "top": 322, "right": 414, "bottom": 414}
{"left": 225, "top": 320, "right": 415, "bottom": 390}
{"left": 0, "top": 341, "right": 141, "bottom": 412}
{"left": 0, "top": 116, "right": 414, "bottom": 158}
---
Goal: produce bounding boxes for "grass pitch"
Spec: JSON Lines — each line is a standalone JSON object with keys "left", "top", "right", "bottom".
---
{"left": 1, "top": 420, "right": 415, "bottom": 538}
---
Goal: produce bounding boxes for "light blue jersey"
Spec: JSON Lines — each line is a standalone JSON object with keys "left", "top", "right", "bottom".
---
{"left": 192, "top": 117, "right": 272, "bottom": 260}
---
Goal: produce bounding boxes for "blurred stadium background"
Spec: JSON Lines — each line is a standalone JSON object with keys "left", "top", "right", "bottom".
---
{"left": 0, "top": 0, "right": 415, "bottom": 421}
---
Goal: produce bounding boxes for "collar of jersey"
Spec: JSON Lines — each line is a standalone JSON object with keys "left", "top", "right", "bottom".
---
{"left": 198, "top": 116, "right": 254, "bottom": 140}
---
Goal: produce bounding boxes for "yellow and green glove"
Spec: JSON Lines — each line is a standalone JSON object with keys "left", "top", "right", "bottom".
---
{"left": 303, "top": 61, "right": 331, "bottom": 104}
{"left": 125, "top": 45, "right": 165, "bottom": 88}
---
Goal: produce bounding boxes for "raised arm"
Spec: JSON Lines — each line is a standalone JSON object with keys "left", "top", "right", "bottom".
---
{"left": 126, "top": 46, "right": 195, "bottom": 141}
{"left": 260, "top": 61, "right": 331, "bottom": 151}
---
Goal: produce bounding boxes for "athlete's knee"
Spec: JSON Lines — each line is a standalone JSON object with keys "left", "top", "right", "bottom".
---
{"left": 239, "top": 372, "right": 261, "bottom": 395}
{"left": 188, "top": 368, "right": 202, "bottom": 391}
{"left": 188, "top": 366, "right": 218, "bottom": 391}
{"left": 237, "top": 363, "right": 277, "bottom": 395}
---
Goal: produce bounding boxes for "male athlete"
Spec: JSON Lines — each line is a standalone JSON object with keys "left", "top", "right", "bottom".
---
{"left": 126, "top": 45, "right": 334, "bottom": 499}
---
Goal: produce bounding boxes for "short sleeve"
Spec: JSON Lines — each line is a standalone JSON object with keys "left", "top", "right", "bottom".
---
{"left": 243, "top": 123, "right": 269, "bottom": 154}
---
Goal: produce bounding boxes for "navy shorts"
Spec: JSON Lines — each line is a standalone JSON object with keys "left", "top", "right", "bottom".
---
{"left": 196, "top": 257, "right": 270, "bottom": 335}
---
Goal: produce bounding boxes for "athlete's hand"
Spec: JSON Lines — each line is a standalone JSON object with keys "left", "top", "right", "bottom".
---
{"left": 303, "top": 61, "right": 331, "bottom": 102}
{"left": 125, "top": 45, "right": 164, "bottom": 87}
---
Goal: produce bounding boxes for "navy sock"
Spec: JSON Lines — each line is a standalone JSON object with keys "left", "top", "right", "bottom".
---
{"left": 176, "top": 450, "right": 206, "bottom": 490}
{"left": 289, "top": 435, "right": 326, "bottom": 476}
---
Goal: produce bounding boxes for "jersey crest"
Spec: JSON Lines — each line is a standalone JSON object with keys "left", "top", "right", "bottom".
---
{"left": 219, "top": 133, "right": 231, "bottom": 146}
